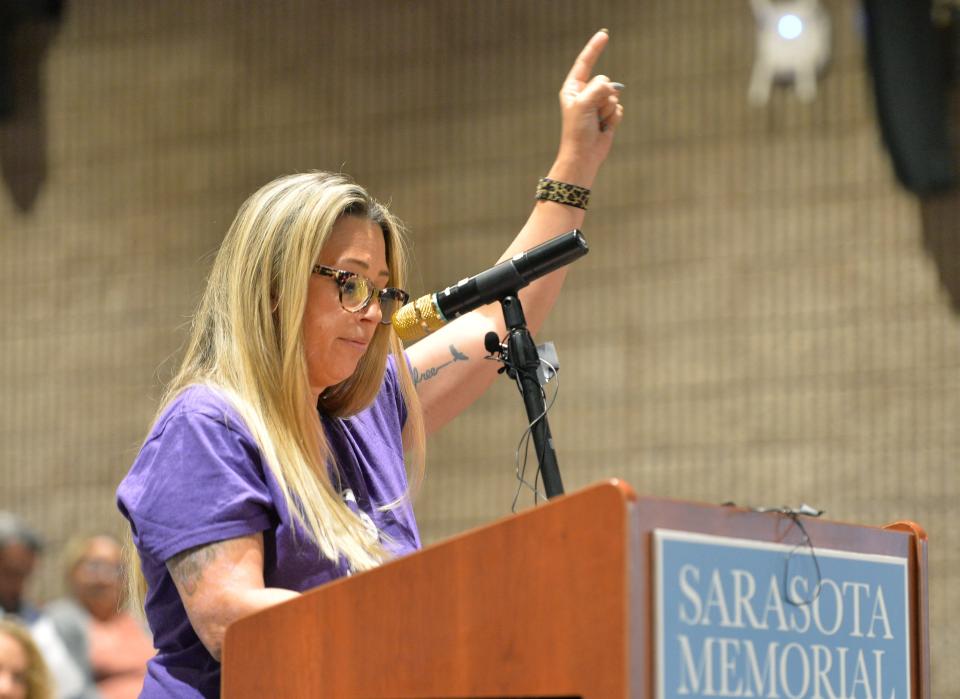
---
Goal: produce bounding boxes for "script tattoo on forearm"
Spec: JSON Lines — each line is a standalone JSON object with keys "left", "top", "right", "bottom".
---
{"left": 412, "top": 345, "right": 469, "bottom": 387}
{"left": 167, "top": 541, "right": 225, "bottom": 597}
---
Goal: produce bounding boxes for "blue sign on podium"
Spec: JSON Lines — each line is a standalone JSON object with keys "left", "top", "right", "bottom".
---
{"left": 655, "top": 529, "right": 910, "bottom": 699}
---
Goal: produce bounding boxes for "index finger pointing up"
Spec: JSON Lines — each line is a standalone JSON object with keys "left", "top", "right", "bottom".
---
{"left": 565, "top": 30, "right": 610, "bottom": 85}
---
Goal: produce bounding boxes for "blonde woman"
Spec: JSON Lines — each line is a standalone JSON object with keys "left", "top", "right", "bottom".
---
{"left": 0, "top": 619, "right": 52, "bottom": 699}
{"left": 47, "top": 535, "right": 153, "bottom": 699}
{"left": 117, "top": 30, "right": 623, "bottom": 697}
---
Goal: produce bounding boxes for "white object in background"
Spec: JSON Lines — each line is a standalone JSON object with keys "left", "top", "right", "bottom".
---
{"left": 749, "top": 0, "right": 832, "bottom": 104}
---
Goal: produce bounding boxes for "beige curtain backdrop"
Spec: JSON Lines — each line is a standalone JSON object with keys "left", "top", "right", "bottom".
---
{"left": 1, "top": 0, "right": 955, "bottom": 692}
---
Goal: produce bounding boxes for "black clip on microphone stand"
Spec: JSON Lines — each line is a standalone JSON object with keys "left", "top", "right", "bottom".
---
{"left": 494, "top": 294, "right": 564, "bottom": 499}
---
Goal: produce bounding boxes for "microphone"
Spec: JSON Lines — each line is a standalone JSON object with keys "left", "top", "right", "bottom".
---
{"left": 392, "top": 229, "right": 588, "bottom": 342}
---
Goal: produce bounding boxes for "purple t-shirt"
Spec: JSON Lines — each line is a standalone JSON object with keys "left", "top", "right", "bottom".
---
{"left": 116, "top": 357, "right": 420, "bottom": 698}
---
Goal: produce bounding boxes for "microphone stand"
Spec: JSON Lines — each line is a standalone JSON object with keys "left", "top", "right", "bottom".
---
{"left": 497, "top": 294, "right": 564, "bottom": 499}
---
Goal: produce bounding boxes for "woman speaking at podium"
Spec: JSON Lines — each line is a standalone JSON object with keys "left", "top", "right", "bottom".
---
{"left": 117, "top": 30, "right": 623, "bottom": 698}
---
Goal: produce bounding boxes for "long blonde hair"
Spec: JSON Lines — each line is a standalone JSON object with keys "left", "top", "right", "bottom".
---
{"left": 0, "top": 619, "right": 53, "bottom": 699}
{"left": 128, "top": 172, "right": 425, "bottom": 609}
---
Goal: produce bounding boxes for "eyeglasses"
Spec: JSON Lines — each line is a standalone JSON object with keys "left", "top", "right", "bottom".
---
{"left": 312, "top": 265, "right": 409, "bottom": 324}
{"left": 77, "top": 559, "right": 123, "bottom": 579}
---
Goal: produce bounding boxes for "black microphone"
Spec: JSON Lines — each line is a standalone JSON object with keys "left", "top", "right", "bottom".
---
{"left": 392, "top": 229, "right": 588, "bottom": 342}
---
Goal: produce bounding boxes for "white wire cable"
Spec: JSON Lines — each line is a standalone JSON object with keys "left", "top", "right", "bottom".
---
{"left": 510, "top": 355, "right": 560, "bottom": 512}
{"left": 483, "top": 338, "right": 562, "bottom": 511}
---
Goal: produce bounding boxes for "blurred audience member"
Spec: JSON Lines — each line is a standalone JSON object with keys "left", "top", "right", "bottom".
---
{"left": 47, "top": 536, "right": 152, "bottom": 699}
{"left": 0, "top": 514, "right": 43, "bottom": 623}
{"left": 0, "top": 514, "right": 93, "bottom": 699}
{"left": 0, "top": 618, "right": 53, "bottom": 699}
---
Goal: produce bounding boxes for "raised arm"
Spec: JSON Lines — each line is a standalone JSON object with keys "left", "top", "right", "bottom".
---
{"left": 405, "top": 30, "right": 624, "bottom": 437}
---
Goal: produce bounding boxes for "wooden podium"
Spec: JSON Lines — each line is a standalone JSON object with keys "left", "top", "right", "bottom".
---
{"left": 221, "top": 481, "right": 929, "bottom": 698}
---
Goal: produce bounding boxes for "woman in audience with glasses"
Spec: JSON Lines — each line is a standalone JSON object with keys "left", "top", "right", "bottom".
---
{"left": 117, "top": 29, "right": 623, "bottom": 698}
{"left": 47, "top": 535, "right": 153, "bottom": 699}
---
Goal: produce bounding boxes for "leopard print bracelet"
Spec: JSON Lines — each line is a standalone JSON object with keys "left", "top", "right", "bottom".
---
{"left": 535, "top": 177, "right": 590, "bottom": 210}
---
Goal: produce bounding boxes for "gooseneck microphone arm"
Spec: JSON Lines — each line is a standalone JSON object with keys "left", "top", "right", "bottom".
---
{"left": 392, "top": 230, "right": 589, "bottom": 343}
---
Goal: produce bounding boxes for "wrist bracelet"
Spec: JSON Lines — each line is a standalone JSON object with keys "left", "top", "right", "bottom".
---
{"left": 535, "top": 177, "right": 590, "bottom": 210}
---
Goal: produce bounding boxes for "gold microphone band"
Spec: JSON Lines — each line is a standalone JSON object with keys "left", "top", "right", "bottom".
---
{"left": 391, "top": 294, "right": 446, "bottom": 343}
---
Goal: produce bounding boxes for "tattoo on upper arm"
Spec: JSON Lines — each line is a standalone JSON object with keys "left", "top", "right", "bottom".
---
{"left": 167, "top": 542, "right": 225, "bottom": 597}
{"left": 412, "top": 344, "right": 469, "bottom": 387}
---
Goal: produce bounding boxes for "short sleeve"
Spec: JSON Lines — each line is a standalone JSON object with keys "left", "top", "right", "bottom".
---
{"left": 386, "top": 353, "right": 409, "bottom": 428}
{"left": 117, "top": 392, "right": 274, "bottom": 563}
